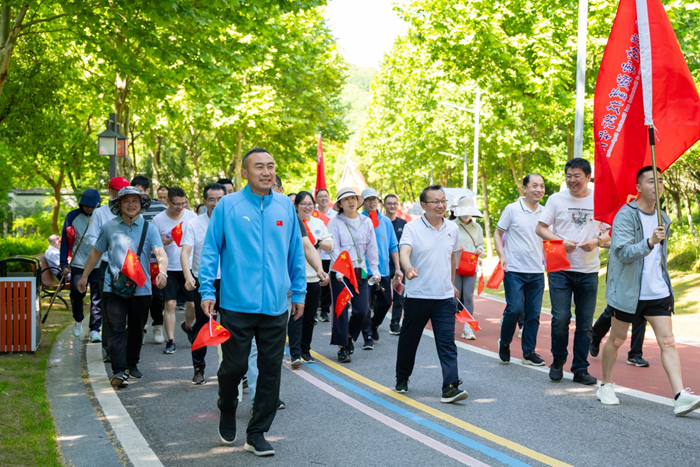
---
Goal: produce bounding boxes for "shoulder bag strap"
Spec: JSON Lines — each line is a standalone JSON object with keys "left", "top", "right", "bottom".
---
{"left": 459, "top": 222, "right": 477, "bottom": 249}
{"left": 136, "top": 221, "right": 149, "bottom": 256}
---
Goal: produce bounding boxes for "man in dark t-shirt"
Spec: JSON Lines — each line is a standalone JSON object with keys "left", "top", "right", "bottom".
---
{"left": 384, "top": 194, "right": 407, "bottom": 335}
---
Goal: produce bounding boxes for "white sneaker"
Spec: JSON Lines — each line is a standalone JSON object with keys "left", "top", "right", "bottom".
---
{"left": 518, "top": 328, "right": 523, "bottom": 339}
{"left": 674, "top": 389, "right": 700, "bottom": 416}
{"left": 498, "top": 317, "right": 503, "bottom": 326}
{"left": 596, "top": 383, "right": 620, "bottom": 405}
{"left": 153, "top": 325, "right": 165, "bottom": 344}
{"left": 89, "top": 330, "right": 102, "bottom": 343}
{"left": 461, "top": 326, "right": 476, "bottom": 340}
{"left": 73, "top": 321, "right": 83, "bottom": 337}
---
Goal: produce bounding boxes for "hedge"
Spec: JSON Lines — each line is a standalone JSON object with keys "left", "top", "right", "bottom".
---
{"left": 0, "top": 235, "right": 47, "bottom": 260}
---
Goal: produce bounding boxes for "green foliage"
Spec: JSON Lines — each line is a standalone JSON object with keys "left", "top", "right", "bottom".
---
{"left": 0, "top": 235, "right": 46, "bottom": 260}
{"left": 668, "top": 226, "right": 700, "bottom": 272}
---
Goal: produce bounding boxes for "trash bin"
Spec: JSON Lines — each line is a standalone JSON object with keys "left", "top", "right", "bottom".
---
{"left": 0, "top": 256, "right": 42, "bottom": 352}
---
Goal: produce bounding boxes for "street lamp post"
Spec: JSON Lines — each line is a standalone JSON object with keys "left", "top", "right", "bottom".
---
{"left": 439, "top": 151, "right": 472, "bottom": 189}
{"left": 97, "top": 112, "right": 128, "bottom": 179}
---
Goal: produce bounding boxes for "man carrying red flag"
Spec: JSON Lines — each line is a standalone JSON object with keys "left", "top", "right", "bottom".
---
{"left": 494, "top": 174, "right": 547, "bottom": 366}
{"left": 315, "top": 188, "right": 337, "bottom": 323}
{"left": 536, "top": 159, "right": 610, "bottom": 385}
{"left": 78, "top": 187, "right": 168, "bottom": 388}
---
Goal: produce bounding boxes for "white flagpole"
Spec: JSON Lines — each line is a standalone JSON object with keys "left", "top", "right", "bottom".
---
{"left": 573, "top": 0, "right": 589, "bottom": 159}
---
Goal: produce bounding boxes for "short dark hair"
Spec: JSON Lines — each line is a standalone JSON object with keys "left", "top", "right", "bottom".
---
{"left": 131, "top": 175, "right": 150, "bottom": 191}
{"left": 203, "top": 182, "right": 225, "bottom": 200}
{"left": 315, "top": 188, "right": 328, "bottom": 196}
{"left": 419, "top": 184, "right": 444, "bottom": 203}
{"left": 294, "top": 191, "right": 315, "bottom": 208}
{"left": 523, "top": 173, "right": 545, "bottom": 187}
{"left": 564, "top": 157, "right": 592, "bottom": 176}
{"left": 242, "top": 148, "right": 271, "bottom": 169}
{"left": 636, "top": 165, "right": 662, "bottom": 183}
{"left": 157, "top": 185, "right": 169, "bottom": 193}
{"left": 288, "top": 192, "right": 297, "bottom": 197}
{"left": 217, "top": 178, "right": 232, "bottom": 186}
{"left": 168, "top": 187, "right": 186, "bottom": 200}
{"left": 384, "top": 194, "right": 398, "bottom": 203}
{"left": 275, "top": 175, "right": 282, "bottom": 186}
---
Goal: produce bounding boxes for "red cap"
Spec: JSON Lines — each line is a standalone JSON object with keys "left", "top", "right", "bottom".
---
{"left": 108, "top": 177, "right": 130, "bottom": 191}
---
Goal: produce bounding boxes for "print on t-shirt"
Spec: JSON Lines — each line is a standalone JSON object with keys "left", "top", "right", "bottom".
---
{"left": 569, "top": 208, "right": 593, "bottom": 229}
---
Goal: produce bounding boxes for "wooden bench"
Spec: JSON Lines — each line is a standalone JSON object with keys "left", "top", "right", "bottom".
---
{"left": 37, "top": 254, "right": 69, "bottom": 309}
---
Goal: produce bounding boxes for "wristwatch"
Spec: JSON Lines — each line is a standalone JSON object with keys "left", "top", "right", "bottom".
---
{"left": 160, "top": 271, "right": 168, "bottom": 278}
{"left": 598, "top": 237, "right": 604, "bottom": 247}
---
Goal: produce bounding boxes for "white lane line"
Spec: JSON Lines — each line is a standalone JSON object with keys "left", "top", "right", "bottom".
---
{"left": 86, "top": 343, "right": 164, "bottom": 467}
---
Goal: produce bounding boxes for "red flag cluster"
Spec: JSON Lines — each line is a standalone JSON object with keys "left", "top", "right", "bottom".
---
{"left": 332, "top": 250, "right": 359, "bottom": 293}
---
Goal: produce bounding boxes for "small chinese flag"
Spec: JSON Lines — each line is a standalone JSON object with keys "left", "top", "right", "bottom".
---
{"left": 369, "top": 211, "right": 380, "bottom": 229}
{"left": 150, "top": 262, "right": 160, "bottom": 285}
{"left": 456, "top": 309, "right": 481, "bottom": 332}
{"left": 171, "top": 222, "right": 183, "bottom": 247}
{"left": 456, "top": 251, "right": 478, "bottom": 277}
{"left": 332, "top": 250, "right": 359, "bottom": 293}
{"left": 312, "top": 209, "right": 330, "bottom": 226}
{"left": 486, "top": 261, "right": 504, "bottom": 290}
{"left": 477, "top": 272, "right": 485, "bottom": 295}
{"left": 302, "top": 219, "right": 316, "bottom": 244}
{"left": 191, "top": 318, "right": 231, "bottom": 351}
{"left": 122, "top": 249, "right": 147, "bottom": 287}
{"left": 65, "top": 225, "right": 76, "bottom": 260}
{"left": 335, "top": 285, "right": 353, "bottom": 318}
{"left": 543, "top": 240, "right": 571, "bottom": 273}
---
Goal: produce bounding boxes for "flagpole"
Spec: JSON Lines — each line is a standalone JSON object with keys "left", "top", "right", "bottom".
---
{"left": 573, "top": 0, "right": 589, "bottom": 159}
{"left": 648, "top": 125, "right": 664, "bottom": 229}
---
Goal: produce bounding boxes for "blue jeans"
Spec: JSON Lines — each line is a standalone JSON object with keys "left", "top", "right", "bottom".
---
{"left": 500, "top": 272, "right": 544, "bottom": 355}
{"left": 548, "top": 271, "right": 598, "bottom": 374}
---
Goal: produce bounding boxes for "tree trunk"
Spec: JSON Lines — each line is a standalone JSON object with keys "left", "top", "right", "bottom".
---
{"left": 34, "top": 164, "right": 65, "bottom": 235}
{"left": 115, "top": 73, "right": 134, "bottom": 179}
{"left": 0, "top": 3, "right": 29, "bottom": 98}
{"left": 480, "top": 167, "right": 492, "bottom": 257}
{"left": 151, "top": 135, "right": 163, "bottom": 188}
{"left": 670, "top": 191, "right": 683, "bottom": 226}
{"left": 565, "top": 126, "right": 574, "bottom": 160}
{"left": 232, "top": 131, "right": 243, "bottom": 189}
{"left": 683, "top": 192, "right": 696, "bottom": 238}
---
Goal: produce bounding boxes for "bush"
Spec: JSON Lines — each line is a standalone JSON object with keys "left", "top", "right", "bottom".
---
{"left": 668, "top": 227, "right": 700, "bottom": 273}
{"left": 0, "top": 235, "right": 47, "bottom": 260}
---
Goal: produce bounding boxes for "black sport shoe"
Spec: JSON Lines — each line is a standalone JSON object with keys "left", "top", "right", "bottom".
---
{"left": 110, "top": 371, "right": 129, "bottom": 388}
{"left": 126, "top": 366, "right": 143, "bottom": 378}
{"left": 549, "top": 359, "right": 565, "bottom": 382}
{"left": 192, "top": 367, "right": 205, "bottom": 385}
{"left": 389, "top": 323, "right": 400, "bottom": 335}
{"left": 362, "top": 339, "right": 374, "bottom": 350}
{"left": 164, "top": 340, "right": 176, "bottom": 354}
{"left": 301, "top": 352, "right": 316, "bottom": 363}
{"left": 395, "top": 378, "right": 409, "bottom": 393}
{"left": 277, "top": 399, "right": 285, "bottom": 410}
{"left": 347, "top": 337, "right": 354, "bottom": 355}
{"left": 181, "top": 320, "right": 195, "bottom": 344}
{"left": 244, "top": 433, "right": 275, "bottom": 457}
{"left": 573, "top": 370, "right": 597, "bottom": 385}
{"left": 219, "top": 410, "right": 236, "bottom": 444}
{"left": 337, "top": 347, "right": 351, "bottom": 363}
{"left": 590, "top": 340, "right": 600, "bottom": 358}
{"left": 627, "top": 356, "right": 649, "bottom": 367}
{"left": 371, "top": 325, "right": 380, "bottom": 341}
{"left": 290, "top": 356, "right": 302, "bottom": 369}
{"left": 522, "top": 352, "right": 546, "bottom": 366}
{"left": 498, "top": 339, "right": 510, "bottom": 363}
{"left": 319, "top": 312, "right": 330, "bottom": 322}
{"left": 441, "top": 381, "right": 468, "bottom": 403}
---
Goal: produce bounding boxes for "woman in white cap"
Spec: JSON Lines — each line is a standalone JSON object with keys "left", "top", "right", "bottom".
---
{"left": 452, "top": 196, "right": 485, "bottom": 340}
{"left": 327, "top": 187, "right": 380, "bottom": 363}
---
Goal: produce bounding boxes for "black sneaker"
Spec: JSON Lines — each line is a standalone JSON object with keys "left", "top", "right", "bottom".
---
{"left": 110, "top": 371, "right": 129, "bottom": 388}
{"left": 126, "top": 366, "right": 143, "bottom": 378}
{"left": 164, "top": 340, "right": 176, "bottom": 354}
{"left": 244, "top": 433, "right": 275, "bottom": 457}
{"left": 301, "top": 353, "right": 316, "bottom": 363}
{"left": 522, "top": 353, "right": 546, "bottom": 366}
{"left": 590, "top": 340, "right": 600, "bottom": 358}
{"left": 627, "top": 356, "right": 649, "bottom": 367}
{"left": 181, "top": 321, "right": 195, "bottom": 344}
{"left": 319, "top": 312, "right": 330, "bottom": 323}
{"left": 347, "top": 337, "right": 354, "bottom": 355}
{"left": 338, "top": 347, "right": 351, "bottom": 363}
{"left": 498, "top": 339, "right": 510, "bottom": 363}
{"left": 371, "top": 325, "right": 380, "bottom": 341}
{"left": 549, "top": 359, "right": 565, "bottom": 382}
{"left": 362, "top": 339, "right": 374, "bottom": 350}
{"left": 277, "top": 399, "right": 285, "bottom": 410}
{"left": 441, "top": 381, "right": 468, "bottom": 403}
{"left": 389, "top": 323, "right": 400, "bottom": 335}
{"left": 395, "top": 378, "right": 409, "bottom": 393}
{"left": 192, "top": 367, "right": 205, "bottom": 385}
{"left": 573, "top": 370, "right": 597, "bottom": 385}
{"left": 290, "top": 356, "right": 302, "bottom": 369}
{"left": 219, "top": 410, "right": 236, "bottom": 444}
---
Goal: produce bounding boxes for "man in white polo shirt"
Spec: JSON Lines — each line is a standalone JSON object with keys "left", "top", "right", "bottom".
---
{"left": 394, "top": 185, "right": 467, "bottom": 403}
{"left": 495, "top": 174, "right": 546, "bottom": 366}
{"left": 181, "top": 183, "right": 225, "bottom": 385}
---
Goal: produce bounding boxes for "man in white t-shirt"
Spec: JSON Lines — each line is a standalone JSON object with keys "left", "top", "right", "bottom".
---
{"left": 395, "top": 185, "right": 468, "bottom": 404}
{"left": 181, "top": 183, "right": 225, "bottom": 384}
{"left": 536, "top": 158, "right": 609, "bottom": 385}
{"left": 596, "top": 166, "right": 700, "bottom": 416}
{"left": 152, "top": 187, "right": 198, "bottom": 355}
{"left": 494, "top": 173, "right": 546, "bottom": 366}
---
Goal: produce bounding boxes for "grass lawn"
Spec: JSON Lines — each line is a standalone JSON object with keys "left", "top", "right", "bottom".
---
{"left": 0, "top": 302, "right": 71, "bottom": 466}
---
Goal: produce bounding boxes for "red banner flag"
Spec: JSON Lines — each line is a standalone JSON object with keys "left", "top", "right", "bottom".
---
{"left": 486, "top": 261, "right": 504, "bottom": 290}
{"left": 543, "top": 240, "right": 571, "bottom": 273}
{"left": 122, "top": 249, "right": 147, "bottom": 287}
{"left": 369, "top": 211, "right": 380, "bottom": 229}
{"left": 456, "top": 309, "right": 481, "bottom": 332}
{"left": 477, "top": 272, "right": 485, "bottom": 296}
{"left": 171, "top": 222, "right": 183, "bottom": 247}
{"left": 332, "top": 250, "right": 359, "bottom": 293}
{"left": 191, "top": 318, "right": 231, "bottom": 351}
{"left": 335, "top": 285, "right": 353, "bottom": 318}
{"left": 593, "top": 0, "right": 700, "bottom": 225}
{"left": 302, "top": 218, "right": 316, "bottom": 244}
{"left": 315, "top": 134, "right": 327, "bottom": 196}
{"left": 312, "top": 209, "right": 330, "bottom": 226}
{"left": 456, "top": 251, "right": 478, "bottom": 277}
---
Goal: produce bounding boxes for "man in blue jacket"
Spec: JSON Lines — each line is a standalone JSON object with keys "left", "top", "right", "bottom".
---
{"left": 199, "top": 148, "right": 306, "bottom": 457}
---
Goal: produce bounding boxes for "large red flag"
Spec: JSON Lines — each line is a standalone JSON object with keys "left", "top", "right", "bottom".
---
{"left": 302, "top": 219, "right": 316, "bottom": 244}
{"left": 122, "top": 249, "right": 147, "bottom": 287}
{"left": 486, "top": 261, "right": 504, "bottom": 289}
{"left": 456, "top": 309, "right": 481, "bottom": 332}
{"left": 171, "top": 222, "right": 184, "bottom": 247}
{"left": 312, "top": 209, "right": 330, "bottom": 226}
{"left": 335, "top": 285, "right": 353, "bottom": 318}
{"left": 543, "top": 240, "right": 571, "bottom": 273}
{"left": 331, "top": 250, "right": 359, "bottom": 293}
{"left": 191, "top": 318, "right": 231, "bottom": 351}
{"left": 315, "top": 134, "right": 327, "bottom": 196}
{"left": 593, "top": 0, "right": 700, "bottom": 225}
{"left": 456, "top": 251, "right": 478, "bottom": 277}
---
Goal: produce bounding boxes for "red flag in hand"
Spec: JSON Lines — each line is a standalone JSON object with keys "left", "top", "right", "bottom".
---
{"left": 334, "top": 285, "right": 353, "bottom": 318}
{"left": 302, "top": 219, "right": 316, "bottom": 244}
{"left": 456, "top": 251, "right": 478, "bottom": 277}
{"left": 486, "top": 262, "right": 504, "bottom": 289}
{"left": 369, "top": 211, "right": 380, "bottom": 229}
{"left": 456, "top": 308, "right": 481, "bottom": 332}
{"left": 477, "top": 272, "right": 485, "bottom": 295}
{"left": 543, "top": 240, "right": 571, "bottom": 273}
{"left": 171, "top": 222, "right": 183, "bottom": 247}
{"left": 150, "top": 262, "right": 159, "bottom": 285}
{"left": 332, "top": 250, "right": 359, "bottom": 293}
{"left": 191, "top": 318, "right": 231, "bottom": 351}
{"left": 122, "top": 249, "right": 147, "bottom": 287}
{"left": 312, "top": 209, "right": 330, "bottom": 226}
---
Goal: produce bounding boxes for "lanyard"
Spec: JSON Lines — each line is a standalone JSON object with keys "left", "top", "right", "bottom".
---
{"left": 343, "top": 221, "right": 363, "bottom": 266}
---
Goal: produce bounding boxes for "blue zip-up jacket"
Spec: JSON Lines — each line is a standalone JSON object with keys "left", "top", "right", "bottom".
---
{"left": 198, "top": 184, "right": 306, "bottom": 315}
{"left": 362, "top": 210, "right": 398, "bottom": 277}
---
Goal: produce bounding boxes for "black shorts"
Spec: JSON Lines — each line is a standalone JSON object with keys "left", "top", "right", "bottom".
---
{"left": 612, "top": 296, "right": 674, "bottom": 323}
{"left": 163, "top": 270, "right": 195, "bottom": 302}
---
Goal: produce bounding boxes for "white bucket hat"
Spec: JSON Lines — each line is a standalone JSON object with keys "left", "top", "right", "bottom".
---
{"left": 452, "top": 196, "right": 483, "bottom": 218}
{"left": 334, "top": 187, "right": 364, "bottom": 212}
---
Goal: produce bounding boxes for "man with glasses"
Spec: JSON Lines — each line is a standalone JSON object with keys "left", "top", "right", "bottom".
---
{"left": 395, "top": 185, "right": 468, "bottom": 403}
{"left": 536, "top": 158, "right": 609, "bottom": 385}
{"left": 316, "top": 188, "right": 336, "bottom": 322}
{"left": 383, "top": 194, "right": 406, "bottom": 335}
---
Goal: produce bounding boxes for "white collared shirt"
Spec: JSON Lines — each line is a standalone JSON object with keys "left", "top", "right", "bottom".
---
{"left": 181, "top": 213, "right": 220, "bottom": 279}
{"left": 496, "top": 198, "right": 545, "bottom": 274}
